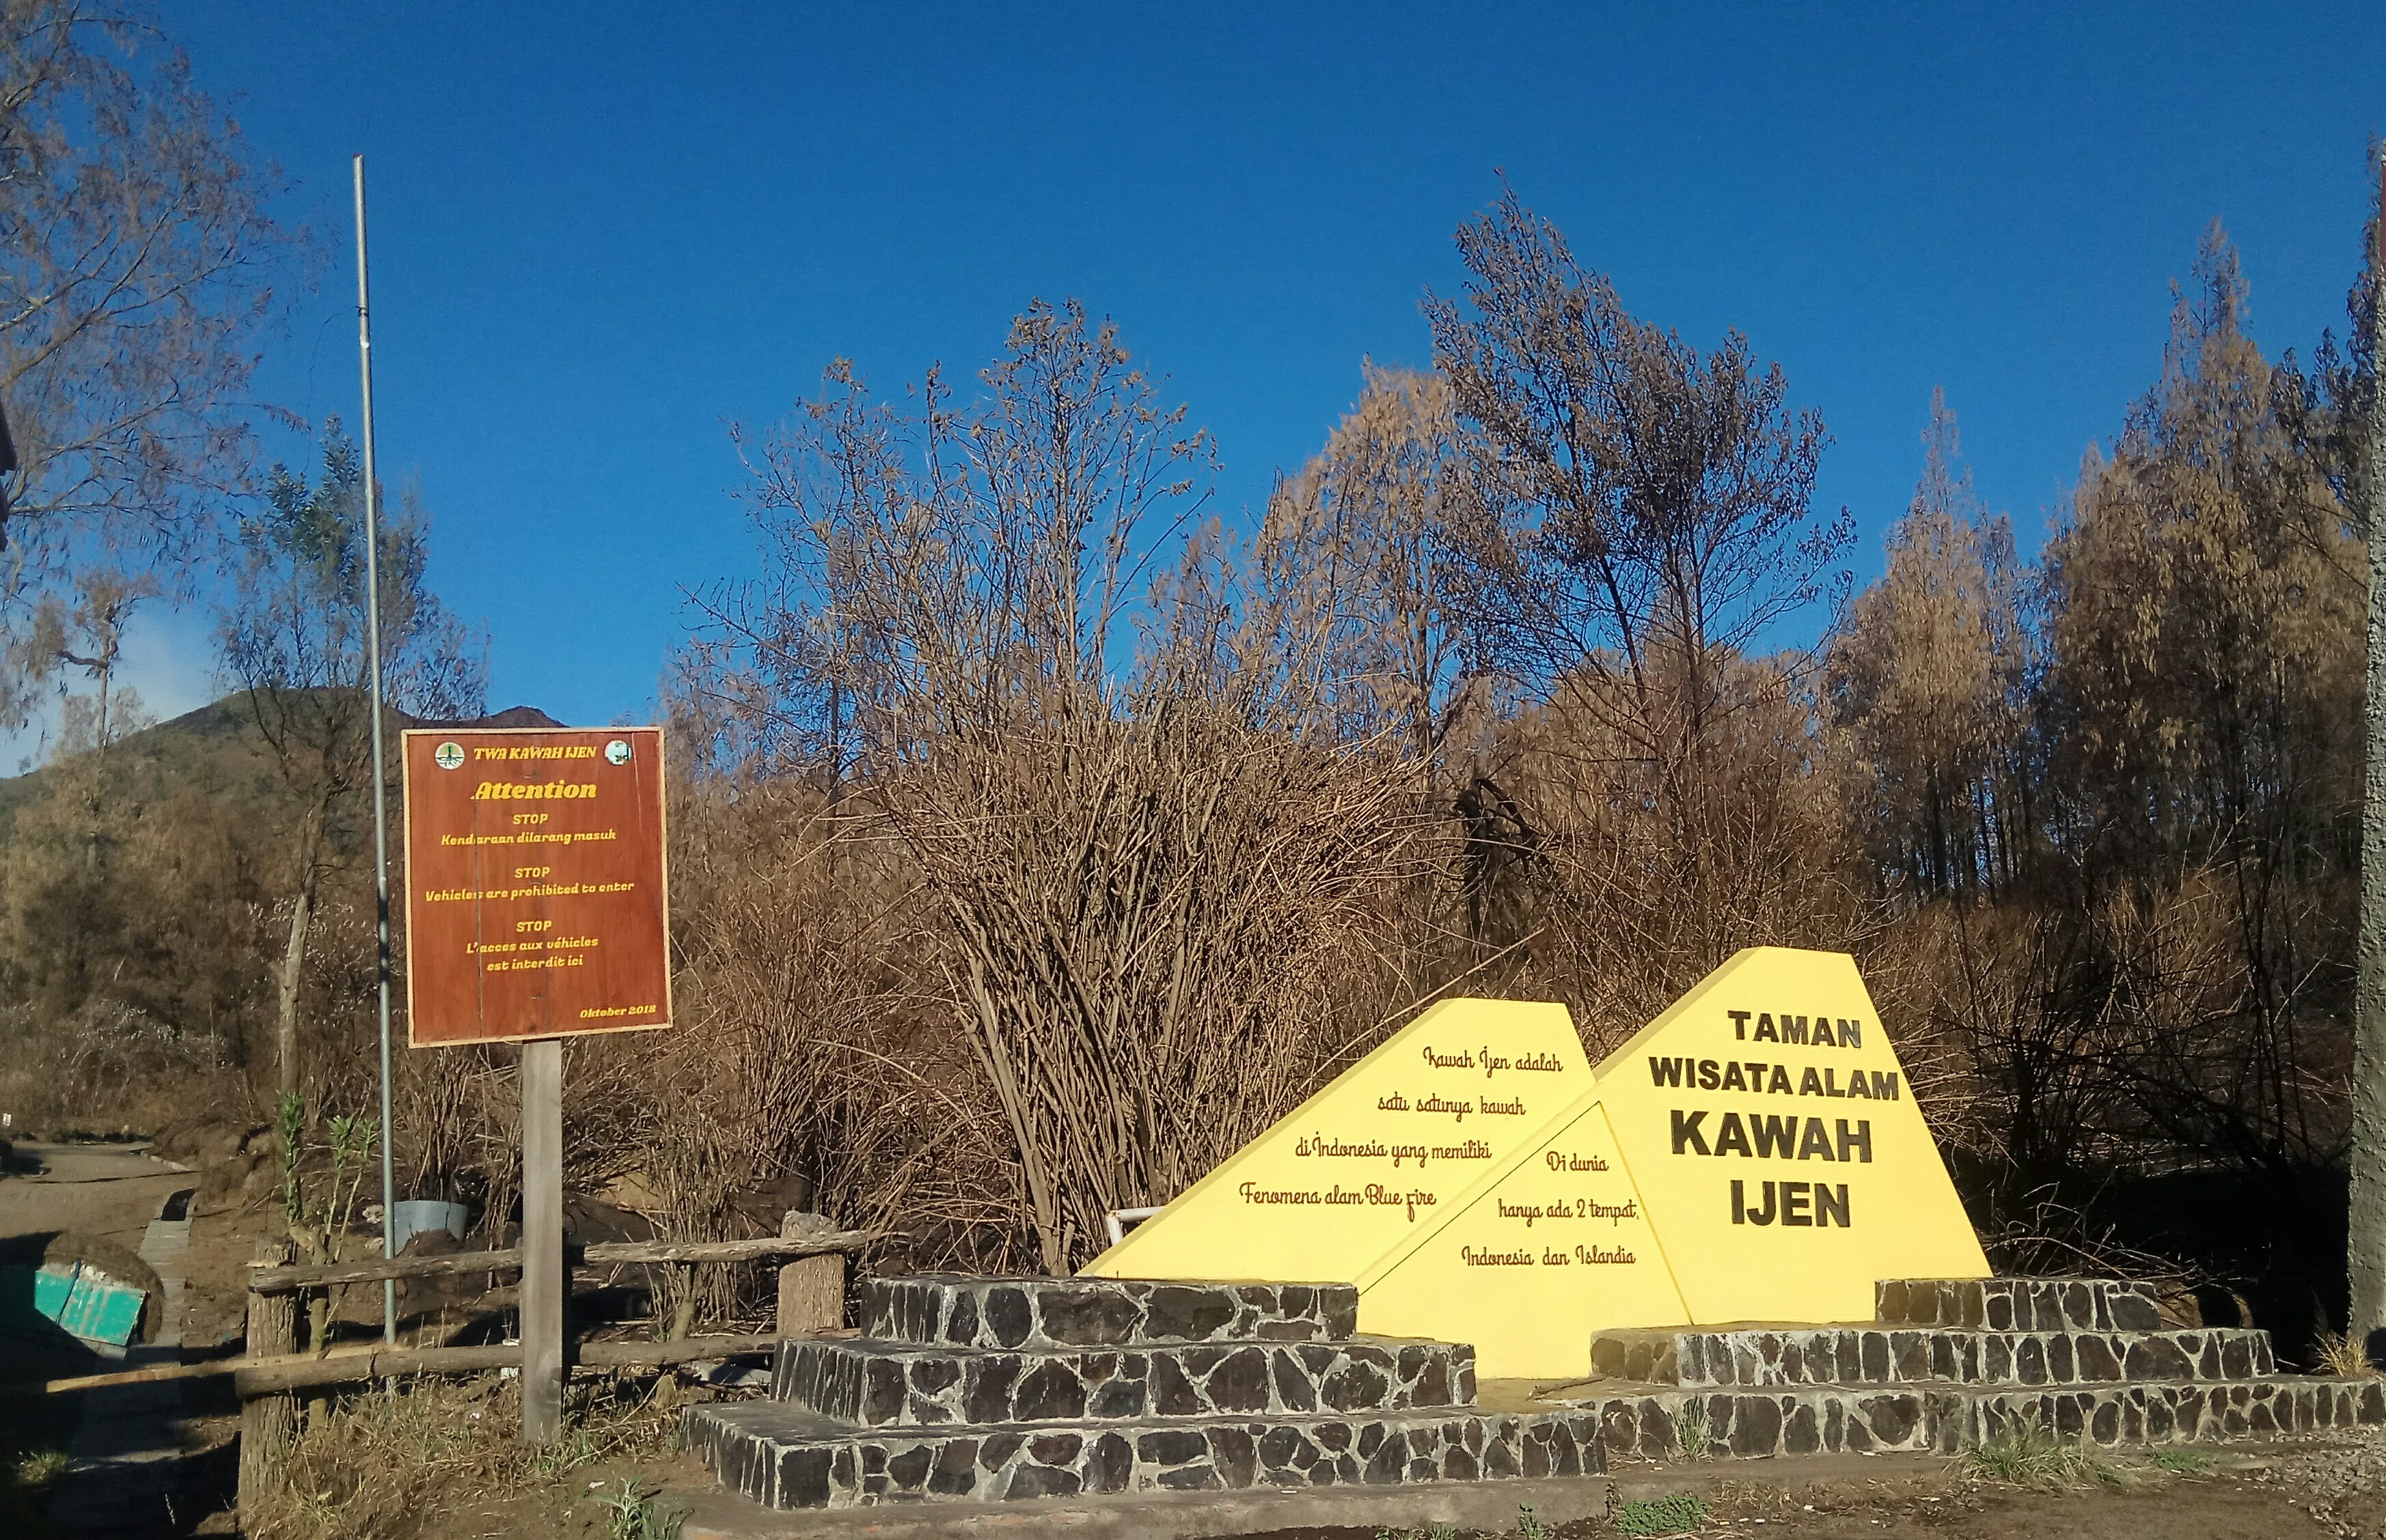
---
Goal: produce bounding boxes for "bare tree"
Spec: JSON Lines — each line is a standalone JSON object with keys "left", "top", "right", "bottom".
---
{"left": 217, "top": 420, "right": 483, "bottom": 1101}
{"left": 0, "top": 0, "right": 310, "bottom": 722}
{"left": 716, "top": 302, "right": 1429, "bottom": 1272}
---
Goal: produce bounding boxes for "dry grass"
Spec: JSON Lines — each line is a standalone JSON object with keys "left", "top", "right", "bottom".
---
{"left": 245, "top": 1374, "right": 684, "bottom": 1540}
{"left": 2312, "top": 1329, "right": 2383, "bottom": 1379}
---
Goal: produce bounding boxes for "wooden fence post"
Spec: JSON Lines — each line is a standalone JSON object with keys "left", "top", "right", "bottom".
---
{"left": 776, "top": 1211, "right": 844, "bottom": 1336}
{"left": 520, "top": 1037, "right": 564, "bottom": 1444}
{"left": 238, "top": 1237, "right": 297, "bottom": 1526}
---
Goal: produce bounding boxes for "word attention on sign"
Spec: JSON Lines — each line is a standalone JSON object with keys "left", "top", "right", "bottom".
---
{"left": 1080, "top": 948, "right": 1991, "bottom": 1379}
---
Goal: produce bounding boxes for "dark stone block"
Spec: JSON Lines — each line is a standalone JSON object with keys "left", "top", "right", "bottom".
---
{"left": 1415, "top": 1351, "right": 1453, "bottom": 1407}
{"left": 929, "top": 1437, "right": 978, "bottom": 1497}
{"left": 2015, "top": 1337, "right": 2047, "bottom": 1385}
{"left": 1356, "top": 1421, "right": 1384, "bottom": 1458}
{"left": 947, "top": 1289, "right": 978, "bottom": 1345}
{"left": 1152, "top": 1353, "right": 1201, "bottom": 1416}
{"left": 1209, "top": 1347, "right": 1272, "bottom": 1414}
{"left": 1362, "top": 1429, "right": 1406, "bottom": 1484}
{"left": 886, "top": 1445, "right": 931, "bottom": 1491}
{"left": 1006, "top": 1464, "right": 1081, "bottom": 1500}
{"left": 862, "top": 1358, "right": 905, "bottom": 1425}
{"left": 1783, "top": 1401, "right": 1821, "bottom": 1454}
{"left": 1272, "top": 1351, "right": 1318, "bottom": 1412}
{"left": 860, "top": 1443, "right": 886, "bottom": 1476}
{"left": 1156, "top": 1465, "right": 1220, "bottom": 1490}
{"left": 2221, "top": 1336, "right": 2251, "bottom": 1379}
{"left": 782, "top": 1447, "right": 832, "bottom": 1509}
{"left": 1731, "top": 1397, "right": 1783, "bottom": 1455}
{"left": 978, "top": 1431, "right": 1024, "bottom": 1470}
{"left": 1323, "top": 1358, "right": 1392, "bottom": 1414}
{"left": 1014, "top": 1360, "right": 1088, "bottom": 1422}
{"left": 1036, "top": 1288, "right": 1140, "bottom": 1347}
{"left": 985, "top": 1287, "right": 1031, "bottom": 1349}
{"left": 1281, "top": 1284, "right": 1314, "bottom": 1317}
{"left": 910, "top": 1356, "right": 961, "bottom": 1395}
{"left": 963, "top": 1355, "right": 1021, "bottom": 1425}
{"left": 1984, "top": 1288, "right": 2014, "bottom": 1331}
{"left": 1147, "top": 1285, "right": 1237, "bottom": 1341}
{"left": 1210, "top": 1425, "right": 1258, "bottom": 1486}
{"left": 2076, "top": 1335, "right": 2120, "bottom": 1381}
{"left": 1483, "top": 1432, "right": 1520, "bottom": 1479}
{"left": 2126, "top": 1337, "right": 2191, "bottom": 1380}
{"left": 1861, "top": 1332, "right": 1890, "bottom": 1381}
{"left": 1446, "top": 1444, "right": 1478, "bottom": 1480}
{"left": 2091, "top": 1399, "right": 2120, "bottom": 1444}
{"left": 1257, "top": 1425, "right": 1304, "bottom": 1469}
{"left": 1142, "top": 1427, "right": 1208, "bottom": 1466}
{"left": 1088, "top": 1431, "right": 1132, "bottom": 1491}
{"left": 1317, "top": 1420, "right": 1352, "bottom": 1453}
{"left": 1029, "top": 1432, "right": 1082, "bottom": 1465}
{"left": 1088, "top": 1376, "right": 1147, "bottom": 1419}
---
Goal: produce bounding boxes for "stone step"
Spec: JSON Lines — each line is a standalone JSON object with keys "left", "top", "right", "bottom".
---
{"left": 775, "top": 1334, "right": 1475, "bottom": 1428}
{"left": 1876, "top": 1277, "right": 2160, "bottom": 1333}
{"left": 1573, "top": 1374, "right": 2386, "bottom": 1460}
{"left": 861, "top": 1275, "right": 1358, "bottom": 1351}
{"left": 683, "top": 1400, "right": 1606, "bottom": 1510}
{"left": 1589, "top": 1324, "right": 2274, "bottom": 1388}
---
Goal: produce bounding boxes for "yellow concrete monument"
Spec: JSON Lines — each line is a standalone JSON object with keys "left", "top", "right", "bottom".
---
{"left": 1081, "top": 947, "right": 1991, "bottom": 1379}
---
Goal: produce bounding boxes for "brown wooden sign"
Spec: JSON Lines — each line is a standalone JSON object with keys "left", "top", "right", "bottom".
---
{"left": 400, "top": 727, "right": 672, "bottom": 1046}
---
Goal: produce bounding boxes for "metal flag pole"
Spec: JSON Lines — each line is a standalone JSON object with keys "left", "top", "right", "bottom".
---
{"left": 353, "top": 153, "right": 400, "bottom": 1349}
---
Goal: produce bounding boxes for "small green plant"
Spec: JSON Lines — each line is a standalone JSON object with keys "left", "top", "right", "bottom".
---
{"left": 1519, "top": 1501, "right": 1552, "bottom": 1540}
{"left": 1371, "top": 1527, "right": 1457, "bottom": 1540}
{"left": 2146, "top": 1446, "right": 2217, "bottom": 1474}
{"left": 1610, "top": 1492, "right": 1709, "bottom": 1536}
{"left": 12, "top": 1447, "right": 70, "bottom": 1489}
{"left": 1964, "top": 1420, "right": 2128, "bottom": 1489}
{"left": 596, "top": 1478, "right": 684, "bottom": 1540}
{"left": 1670, "top": 1398, "right": 1713, "bottom": 1460}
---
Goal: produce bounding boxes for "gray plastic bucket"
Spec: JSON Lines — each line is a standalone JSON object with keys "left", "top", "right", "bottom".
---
{"left": 389, "top": 1200, "right": 470, "bottom": 1253}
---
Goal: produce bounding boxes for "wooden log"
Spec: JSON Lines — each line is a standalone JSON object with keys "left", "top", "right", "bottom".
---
{"left": 237, "top": 1237, "right": 297, "bottom": 1527}
{"left": 33, "top": 1334, "right": 782, "bottom": 1397}
{"left": 247, "top": 1247, "right": 523, "bottom": 1293}
{"left": 236, "top": 1344, "right": 521, "bottom": 1395}
{"left": 778, "top": 1210, "right": 846, "bottom": 1336}
{"left": 575, "top": 1334, "right": 779, "bottom": 1368}
{"left": 243, "top": 1231, "right": 874, "bottom": 1293}
{"left": 578, "top": 1231, "right": 874, "bottom": 1267}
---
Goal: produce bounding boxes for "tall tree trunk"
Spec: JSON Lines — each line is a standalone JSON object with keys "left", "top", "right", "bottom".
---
{"left": 276, "top": 804, "right": 324, "bottom": 1101}
{"left": 2351, "top": 154, "right": 2386, "bottom": 1366}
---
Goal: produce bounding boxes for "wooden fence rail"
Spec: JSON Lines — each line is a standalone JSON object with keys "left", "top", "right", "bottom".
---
{"left": 225, "top": 1213, "right": 872, "bottom": 1526}
{"left": 240, "top": 1228, "right": 873, "bottom": 1293}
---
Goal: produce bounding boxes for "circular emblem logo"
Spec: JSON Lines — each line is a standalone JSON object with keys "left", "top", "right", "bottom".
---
{"left": 434, "top": 741, "right": 464, "bottom": 771}
{"left": 605, "top": 739, "right": 632, "bottom": 766}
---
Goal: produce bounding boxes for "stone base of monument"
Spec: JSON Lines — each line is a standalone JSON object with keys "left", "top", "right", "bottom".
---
{"left": 1567, "top": 1276, "right": 2386, "bottom": 1459}
{"left": 679, "top": 1274, "right": 1606, "bottom": 1509}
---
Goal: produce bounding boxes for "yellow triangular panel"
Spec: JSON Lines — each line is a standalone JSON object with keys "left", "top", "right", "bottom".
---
{"left": 1595, "top": 946, "right": 1990, "bottom": 1326}
{"left": 1356, "top": 1096, "right": 1684, "bottom": 1378}
{"left": 1082, "top": 949, "right": 1990, "bottom": 1379}
{"left": 1080, "top": 998, "right": 1595, "bottom": 1287}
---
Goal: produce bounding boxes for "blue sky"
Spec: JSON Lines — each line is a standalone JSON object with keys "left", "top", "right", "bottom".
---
{"left": 117, "top": 0, "right": 2386, "bottom": 732}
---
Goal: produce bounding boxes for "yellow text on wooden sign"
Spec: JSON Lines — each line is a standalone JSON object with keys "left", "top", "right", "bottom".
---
{"left": 1080, "top": 948, "right": 1991, "bottom": 1379}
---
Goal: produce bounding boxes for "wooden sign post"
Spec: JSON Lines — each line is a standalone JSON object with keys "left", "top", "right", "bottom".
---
{"left": 400, "top": 726, "right": 673, "bottom": 1443}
